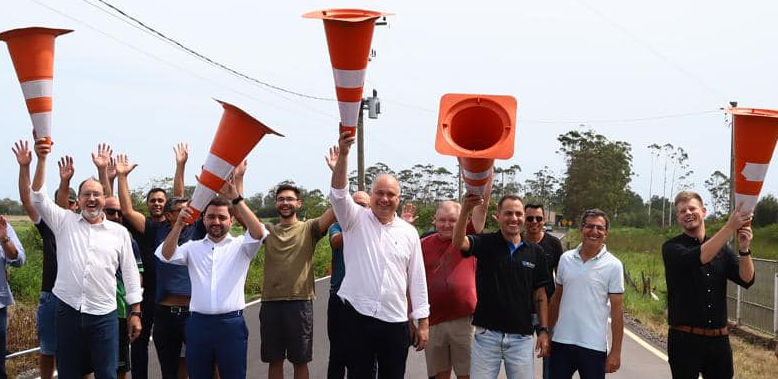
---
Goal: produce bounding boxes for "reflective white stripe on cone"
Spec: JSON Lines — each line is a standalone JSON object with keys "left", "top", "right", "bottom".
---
{"left": 190, "top": 185, "right": 217, "bottom": 214}
{"left": 20, "top": 79, "right": 53, "bottom": 99}
{"left": 30, "top": 112, "right": 52, "bottom": 138}
{"left": 735, "top": 193, "right": 759, "bottom": 213}
{"left": 462, "top": 167, "right": 493, "bottom": 181}
{"left": 203, "top": 153, "right": 234, "bottom": 180}
{"left": 333, "top": 68, "right": 366, "bottom": 89}
{"left": 338, "top": 101, "right": 360, "bottom": 128}
{"left": 464, "top": 183, "right": 487, "bottom": 196}
{"left": 742, "top": 162, "right": 770, "bottom": 182}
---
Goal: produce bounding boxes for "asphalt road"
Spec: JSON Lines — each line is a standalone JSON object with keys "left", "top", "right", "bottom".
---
{"left": 138, "top": 276, "right": 671, "bottom": 378}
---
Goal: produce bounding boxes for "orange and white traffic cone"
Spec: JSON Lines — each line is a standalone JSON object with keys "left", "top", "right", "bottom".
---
{"left": 186, "top": 100, "right": 284, "bottom": 223}
{"left": 0, "top": 27, "right": 72, "bottom": 146}
{"left": 303, "top": 8, "right": 390, "bottom": 138}
{"left": 435, "top": 93, "right": 517, "bottom": 195}
{"left": 729, "top": 107, "right": 778, "bottom": 217}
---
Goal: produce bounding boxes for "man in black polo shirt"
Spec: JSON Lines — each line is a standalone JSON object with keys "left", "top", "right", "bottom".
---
{"left": 662, "top": 191, "right": 755, "bottom": 379}
{"left": 452, "top": 193, "right": 550, "bottom": 378}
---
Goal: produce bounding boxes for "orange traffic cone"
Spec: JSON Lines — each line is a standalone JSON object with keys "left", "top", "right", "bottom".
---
{"left": 729, "top": 107, "right": 778, "bottom": 215}
{"left": 0, "top": 27, "right": 72, "bottom": 146}
{"left": 435, "top": 93, "right": 517, "bottom": 195}
{"left": 186, "top": 100, "right": 284, "bottom": 223}
{"left": 303, "top": 8, "right": 390, "bottom": 138}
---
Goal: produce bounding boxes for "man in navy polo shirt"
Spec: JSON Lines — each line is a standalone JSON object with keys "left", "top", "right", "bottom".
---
{"left": 452, "top": 193, "right": 550, "bottom": 379}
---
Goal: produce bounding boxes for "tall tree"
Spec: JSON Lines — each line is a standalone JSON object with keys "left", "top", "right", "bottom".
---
{"left": 753, "top": 194, "right": 778, "bottom": 227}
{"left": 557, "top": 130, "right": 634, "bottom": 223}
{"left": 525, "top": 166, "right": 560, "bottom": 213}
{"left": 704, "top": 170, "right": 730, "bottom": 218}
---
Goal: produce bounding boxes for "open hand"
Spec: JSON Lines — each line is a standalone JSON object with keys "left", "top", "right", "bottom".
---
{"left": 91, "top": 143, "right": 112, "bottom": 169}
{"left": 12, "top": 140, "right": 32, "bottom": 167}
{"left": 58, "top": 156, "right": 74, "bottom": 181}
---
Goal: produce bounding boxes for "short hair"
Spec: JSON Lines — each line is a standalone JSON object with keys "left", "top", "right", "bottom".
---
{"left": 497, "top": 195, "right": 523, "bottom": 210}
{"left": 674, "top": 191, "right": 704, "bottom": 208}
{"left": 275, "top": 184, "right": 300, "bottom": 199}
{"left": 146, "top": 188, "right": 167, "bottom": 202}
{"left": 436, "top": 200, "right": 461, "bottom": 215}
{"left": 524, "top": 203, "right": 544, "bottom": 213}
{"left": 203, "top": 196, "right": 233, "bottom": 216}
{"left": 580, "top": 208, "right": 610, "bottom": 230}
{"left": 163, "top": 196, "right": 190, "bottom": 214}
{"left": 77, "top": 177, "right": 103, "bottom": 196}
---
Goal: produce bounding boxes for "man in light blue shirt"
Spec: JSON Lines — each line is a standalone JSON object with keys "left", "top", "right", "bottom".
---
{"left": 0, "top": 215, "right": 27, "bottom": 379}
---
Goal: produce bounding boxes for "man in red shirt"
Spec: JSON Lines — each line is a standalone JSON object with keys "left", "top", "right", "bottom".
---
{"left": 421, "top": 182, "right": 490, "bottom": 379}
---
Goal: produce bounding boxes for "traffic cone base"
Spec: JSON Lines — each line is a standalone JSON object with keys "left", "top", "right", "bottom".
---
{"left": 435, "top": 94, "right": 517, "bottom": 160}
{"left": 729, "top": 107, "right": 778, "bottom": 213}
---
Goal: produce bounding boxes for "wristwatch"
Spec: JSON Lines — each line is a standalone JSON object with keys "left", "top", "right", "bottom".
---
{"left": 738, "top": 249, "right": 752, "bottom": 257}
{"left": 129, "top": 310, "right": 142, "bottom": 319}
{"left": 536, "top": 327, "right": 549, "bottom": 335}
{"left": 231, "top": 195, "right": 244, "bottom": 205}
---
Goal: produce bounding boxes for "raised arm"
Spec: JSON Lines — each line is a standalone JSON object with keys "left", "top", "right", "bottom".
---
{"left": 13, "top": 140, "right": 39, "bottom": 221}
{"left": 161, "top": 208, "right": 187, "bottom": 261}
{"left": 471, "top": 176, "right": 493, "bottom": 233}
{"left": 219, "top": 177, "right": 264, "bottom": 240}
{"left": 452, "top": 193, "right": 483, "bottom": 252}
{"left": 330, "top": 133, "right": 354, "bottom": 190}
{"left": 55, "top": 156, "right": 74, "bottom": 208}
{"left": 91, "top": 143, "right": 113, "bottom": 197}
{"left": 31, "top": 139, "right": 50, "bottom": 192}
{"left": 700, "top": 204, "right": 751, "bottom": 264}
{"left": 173, "top": 142, "right": 189, "bottom": 197}
{"left": 115, "top": 154, "right": 146, "bottom": 233}
{"left": 735, "top": 226, "right": 755, "bottom": 283}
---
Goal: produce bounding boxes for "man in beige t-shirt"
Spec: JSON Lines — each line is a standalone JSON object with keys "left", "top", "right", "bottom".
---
{"left": 260, "top": 183, "right": 335, "bottom": 379}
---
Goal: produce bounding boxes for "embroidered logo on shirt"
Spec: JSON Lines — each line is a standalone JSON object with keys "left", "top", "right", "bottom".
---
{"left": 521, "top": 261, "right": 535, "bottom": 268}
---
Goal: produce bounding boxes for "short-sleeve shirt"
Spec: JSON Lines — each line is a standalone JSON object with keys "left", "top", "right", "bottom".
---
{"left": 262, "top": 219, "right": 323, "bottom": 301}
{"left": 662, "top": 233, "right": 755, "bottom": 329}
{"left": 422, "top": 222, "right": 476, "bottom": 326}
{"left": 116, "top": 238, "right": 144, "bottom": 318}
{"left": 552, "top": 245, "right": 624, "bottom": 352}
{"left": 35, "top": 219, "right": 58, "bottom": 293}
{"left": 535, "top": 233, "right": 564, "bottom": 299}
{"left": 463, "top": 232, "right": 550, "bottom": 335}
{"left": 328, "top": 222, "right": 345, "bottom": 295}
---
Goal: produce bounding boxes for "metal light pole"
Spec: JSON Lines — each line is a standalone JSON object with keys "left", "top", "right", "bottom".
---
{"left": 357, "top": 89, "right": 380, "bottom": 191}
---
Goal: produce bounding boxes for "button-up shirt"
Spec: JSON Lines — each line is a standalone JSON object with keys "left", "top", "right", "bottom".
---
{"left": 156, "top": 230, "right": 265, "bottom": 314}
{"left": 0, "top": 223, "right": 26, "bottom": 308}
{"left": 662, "top": 233, "right": 755, "bottom": 329}
{"left": 32, "top": 187, "right": 142, "bottom": 315}
{"left": 330, "top": 186, "right": 430, "bottom": 323}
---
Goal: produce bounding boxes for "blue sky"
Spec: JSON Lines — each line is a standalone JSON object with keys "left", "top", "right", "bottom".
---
{"left": 1, "top": 0, "right": 776, "bottom": 210}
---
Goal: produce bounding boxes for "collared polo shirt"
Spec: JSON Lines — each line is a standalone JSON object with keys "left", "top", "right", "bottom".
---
{"left": 156, "top": 229, "right": 265, "bottom": 314}
{"left": 662, "top": 233, "right": 755, "bottom": 329}
{"left": 552, "top": 245, "right": 624, "bottom": 352}
{"left": 330, "top": 186, "right": 430, "bottom": 323}
{"left": 32, "top": 187, "right": 142, "bottom": 315}
{"left": 463, "top": 231, "right": 549, "bottom": 335}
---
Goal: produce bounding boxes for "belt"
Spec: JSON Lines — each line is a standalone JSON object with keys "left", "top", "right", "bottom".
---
{"left": 670, "top": 325, "right": 728, "bottom": 336}
{"left": 158, "top": 305, "right": 190, "bottom": 316}
{"left": 191, "top": 310, "right": 243, "bottom": 319}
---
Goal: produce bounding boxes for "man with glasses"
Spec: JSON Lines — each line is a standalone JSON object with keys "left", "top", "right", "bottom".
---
{"left": 451, "top": 193, "right": 550, "bottom": 379}
{"left": 548, "top": 209, "right": 624, "bottom": 379}
{"left": 115, "top": 148, "right": 203, "bottom": 379}
{"left": 523, "top": 204, "right": 563, "bottom": 379}
{"left": 31, "top": 139, "right": 142, "bottom": 379}
{"left": 260, "top": 180, "right": 336, "bottom": 379}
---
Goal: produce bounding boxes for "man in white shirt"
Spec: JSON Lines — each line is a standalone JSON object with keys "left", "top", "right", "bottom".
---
{"left": 157, "top": 179, "right": 266, "bottom": 379}
{"left": 549, "top": 209, "right": 624, "bottom": 379}
{"left": 31, "top": 139, "right": 142, "bottom": 379}
{"left": 329, "top": 132, "right": 430, "bottom": 379}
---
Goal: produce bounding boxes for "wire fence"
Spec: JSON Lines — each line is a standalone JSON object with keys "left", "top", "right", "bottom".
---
{"left": 727, "top": 258, "right": 778, "bottom": 336}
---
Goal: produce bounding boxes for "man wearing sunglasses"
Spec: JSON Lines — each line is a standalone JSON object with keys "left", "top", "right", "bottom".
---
{"left": 522, "top": 204, "right": 563, "bottom": 379}
{"left": 548, "top": 209, "right": 624, "bottom": 379}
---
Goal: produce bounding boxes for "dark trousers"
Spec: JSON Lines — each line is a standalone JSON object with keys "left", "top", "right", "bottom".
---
{"left": 327, "top": 295, "right": 348, "bottom": 379}
{"left": 549, "top": 341, "right": 606, "bottom": 379}
{"left": 56, "top": 302, "right": 118, "bottom": 379}
{"left": 185, "top": 311, "right": 248, "bottom": 379}
{"left": 153, "top": 304, "right": 189, "bottom": 379}
{"left": 668, "top": 328, "right": 733, "bottom": 379}
{"left": 130, "top": 293, "right": 155, "bottom": 379}
{"left": 343, "top": 300, "right": 409, "bottom": 379}
{"left": 0, "top": 307, "right": 7, "bottom": 379}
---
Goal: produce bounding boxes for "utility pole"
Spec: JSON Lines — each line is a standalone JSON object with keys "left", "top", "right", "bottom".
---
{"left": 357, "top": 89, "right": 381, "bottom": 191}
{"left": 729, "top": 101, "right": 737, "bottom": 212}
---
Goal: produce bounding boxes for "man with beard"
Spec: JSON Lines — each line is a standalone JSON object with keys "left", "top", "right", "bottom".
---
{"left": 523, "top": 203, "right": 563, "bottom": 379}
{"left": 548, "top": 209, "right": 624, "bottom": 379}
{"left": 260, "top": 181, "right": 336, "bottom": 379}
{"left": 116, "top": 148, "right": 202, "bottom": 379}
{"left": 663, "top": 191, "right": 754, "bottom": 379}
{"left": 451, "top": 194, "right": 550, "bottom": 379}
{"left": 329, "top": 133, "right": 430, "bottom": 379}
{"left": 31, "top": 139, "right": 142, "bottom": 378}
{"left": 158, "top": 182, "right": 266, "bottom": 379}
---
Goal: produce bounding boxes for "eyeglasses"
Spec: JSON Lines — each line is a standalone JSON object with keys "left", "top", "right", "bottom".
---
{"left": 526, "top": 216, "right": 544, "bottom": 222}
{"left": 276, "top": 197, "right": 298, "bottom": 203}
{"left": 582, "top": 224, "right": 607, "bottom": 232}
{"left": 79, "top": 191, "right": 103, "bottom": 199}
{"left": 104, "top": 208, "right": 122, "bottom": 216}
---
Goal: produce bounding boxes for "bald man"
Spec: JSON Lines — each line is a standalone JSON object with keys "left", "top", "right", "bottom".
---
{"left": 329, "top": 133, "right": 430, "bottom": 379}
{"left": 421, "top": 181, "right": 490, "bottom": 379}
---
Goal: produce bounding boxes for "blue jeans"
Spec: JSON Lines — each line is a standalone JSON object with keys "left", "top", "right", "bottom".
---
{"left": 185, "top": 311, "right": 247, "bottom": 379}
{"left": 56, "top": 302, "right": 118, "bottom": 379}
{"left": 37, "top": 292, "right": 59, "bottom": 356}
{"left": 470, "top": 327, "right": 534, "bottom": 379}
{"left": 0, "top": 307, "right": 7, "bottom": 379}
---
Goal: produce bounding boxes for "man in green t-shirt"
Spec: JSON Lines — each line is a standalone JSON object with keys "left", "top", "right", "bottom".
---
{"left": 260, "top": 183, "right": 336, "bottom": 379}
